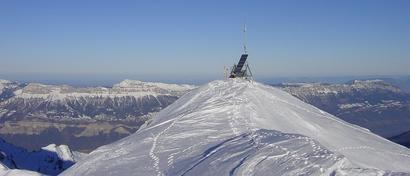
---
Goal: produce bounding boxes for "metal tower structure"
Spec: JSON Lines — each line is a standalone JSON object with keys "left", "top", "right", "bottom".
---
{"left": 229, "top": 24, "right": 253, "bottom": 80}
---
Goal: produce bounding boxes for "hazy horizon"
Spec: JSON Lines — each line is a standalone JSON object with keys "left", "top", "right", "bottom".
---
{"left": 1, "top": 73, "right": 409, "bottom": 87}
{"left": 1, "top": 0, "right": 409, "bottom": 80}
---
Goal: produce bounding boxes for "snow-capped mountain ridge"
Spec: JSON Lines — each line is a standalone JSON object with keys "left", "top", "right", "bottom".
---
{"left": 114, "top": 79, "right": 195, "bottom": 93}
{"left": 281, "top": 79, "right": 403, "bottom": 95}
{"left": 63, "top": 79, "right": 410, "bottom": 175}
{"left": 0, "top": 79, "right": 195, "bottom": 152}
{"left": 13, "top": 80, "right": 195, "bottom": 100}
{"left": 1, "top": 79, "right": 194, "bottom": 121}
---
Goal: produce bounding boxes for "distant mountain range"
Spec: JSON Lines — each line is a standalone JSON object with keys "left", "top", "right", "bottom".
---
{"left": 262, "top": 76, "right": 410, "bottom": 93}
{"left": 0, "top": 79, "right": 195, "bottom": 152}
{"left": 1, "top": 78, "right": 410, "bottom": 175}
{"left": 2, "top": 78, "right": 409, "bottom": 154}
{"left": 274, "top": 79, "right": 410, "bottom": 147}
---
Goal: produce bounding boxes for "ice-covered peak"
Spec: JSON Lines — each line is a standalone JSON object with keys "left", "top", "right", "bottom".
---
{"left": 63, "top": 79, "right": 410, "bottom": 175}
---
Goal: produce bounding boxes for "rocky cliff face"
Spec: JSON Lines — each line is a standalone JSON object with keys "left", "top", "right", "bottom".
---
{"left": 2, "top": 79, "right": 194, "bottom": 121}
{"left": 0, "top": 80, "right": 195, "bottom": 152}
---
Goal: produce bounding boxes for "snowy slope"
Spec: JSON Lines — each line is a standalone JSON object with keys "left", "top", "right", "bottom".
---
{"left": 62, "top": 79, "right": 410, "bottom": 175}
{"left": 277, "top": 80, "right": 410, "bottom": 138}
{"left": 0, "top": 138, "right": 80, "bottom": 175}
{"left": 0, "top": 164, "right": 42, "bottom": 176}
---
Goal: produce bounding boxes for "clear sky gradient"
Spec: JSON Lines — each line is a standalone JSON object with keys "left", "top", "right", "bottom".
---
{"left": 1, "top": 0, "right": 409, "bottom": 83}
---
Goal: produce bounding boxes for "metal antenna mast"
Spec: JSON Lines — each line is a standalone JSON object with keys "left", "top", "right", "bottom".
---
{"left": 243, "top": 24, "right": 248, "bottom": 54}
{"left": 229, "top": 23, "right": 253, "bottom": 80}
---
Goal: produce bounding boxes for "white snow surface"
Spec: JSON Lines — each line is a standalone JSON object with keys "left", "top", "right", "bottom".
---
{"left": 62, "top": 79, "right": 410, "bottom": 176}
{"left": 0, "top": 167, "right": 43, "bottom": 176}
{"left": 0, "top": 162, "right": 42, "bottom": 176}
{"left": 41, "top": 144, "right": 75, "bottom": 162}
{"left": 0, "top": 138, "right": 80, "bottom": 176}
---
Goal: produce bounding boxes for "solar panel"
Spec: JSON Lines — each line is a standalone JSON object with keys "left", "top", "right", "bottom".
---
{"left": 233, "top": 54, "right": 248, "bottom": 74}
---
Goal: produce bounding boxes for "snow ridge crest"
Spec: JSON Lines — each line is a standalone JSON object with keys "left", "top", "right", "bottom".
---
{"left": 62, "top": 79, "right": 410, "bottom": 176}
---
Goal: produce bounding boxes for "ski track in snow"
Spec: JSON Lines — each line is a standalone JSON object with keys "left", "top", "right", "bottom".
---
{"left": 215, "top": 81, "right": 327, "bottom": 175}
{"left": 151, "top": 85, "right": 221, "bottom": 171}
{"left": 149, "top": 108, "right": 196, "bottom": 176}
{"left": 149, "top": 118, "right": 176, "bottom": 176}
{"left": 148, "top": 87, "right": 209, "bottom": 176}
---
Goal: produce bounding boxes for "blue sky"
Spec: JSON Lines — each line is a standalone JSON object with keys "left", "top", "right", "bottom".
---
{"left": 0, "top": 0, "right": 409, "bottom": 83}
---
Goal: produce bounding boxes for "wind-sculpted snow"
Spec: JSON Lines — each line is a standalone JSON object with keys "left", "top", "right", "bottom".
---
{"left": 63, "top": 79, "right": 410, "bottom": 175}
{"left": 0, "top": 164, "right": 42, "bottom": 176}
{"left": 0, "top": 138, "right": 81, "bottom": 175}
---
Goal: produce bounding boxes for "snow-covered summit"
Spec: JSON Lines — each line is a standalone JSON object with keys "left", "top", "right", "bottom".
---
{"left": 62, "top": 79, "right": 410, "bottom": 175}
